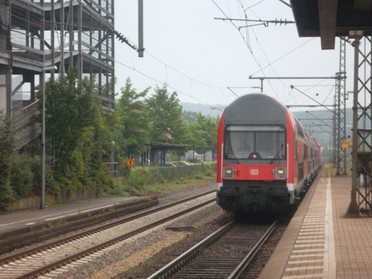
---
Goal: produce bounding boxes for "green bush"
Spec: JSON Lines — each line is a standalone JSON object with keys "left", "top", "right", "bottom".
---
{"left": 0, "top": 112, "right": 16, "bottom": 211}
{"left": 129, "top": 167, "right": 151, "bottom": 191}
{"left": 10, "top": 154, "right": 34, "bottom": 198}
{"left": 116, "top": 162, "right": 216, "bottom": 195}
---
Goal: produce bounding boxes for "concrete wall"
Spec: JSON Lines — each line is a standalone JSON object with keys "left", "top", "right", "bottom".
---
{"left": 10, "top": 189, "right": 97, "bottom": 211}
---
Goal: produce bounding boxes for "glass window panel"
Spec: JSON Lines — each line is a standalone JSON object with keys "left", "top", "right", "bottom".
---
{"left": 224, "top": 125, "right": 286, "bottom": 160}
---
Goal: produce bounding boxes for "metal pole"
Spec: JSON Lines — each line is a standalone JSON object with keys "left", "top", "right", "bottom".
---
{"left": 129, "top": 168, "right": 132, "bottom": 196}
{"left": 348, "top": 39, "right": 360, "bottom": 215}
{"left": 138, "top": 0, "right": 144, "bottom": 57}
{"left": 40, "top": 0, "right": 46, "bottom": 209}
{"left": 41, "top": 70, "right": 46, "bottom": 209}
{"left": 111, "top": 141, "right": 115, "bottom": 176}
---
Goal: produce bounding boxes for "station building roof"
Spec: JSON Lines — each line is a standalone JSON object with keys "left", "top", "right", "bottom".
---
{"left": 290, "top": 0, "right": 372, "bottom": 49}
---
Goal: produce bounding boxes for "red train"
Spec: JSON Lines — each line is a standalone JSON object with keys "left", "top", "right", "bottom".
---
{"left": 216, "top": 93, "right": 321, "bottom": 214}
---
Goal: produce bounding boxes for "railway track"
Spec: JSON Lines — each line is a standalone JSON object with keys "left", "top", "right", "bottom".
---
{"left": 148, "top": 220, "right": 278, "bottom": 279}
{"left": 0, "top": 198, "right": 159, "bottom": 255}
{"left": 0, "top": 190, "right": 215, "bottom": 279}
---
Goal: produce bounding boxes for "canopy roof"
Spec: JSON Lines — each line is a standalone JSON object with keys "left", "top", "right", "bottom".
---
{"left": 290, "top": 0, "right": 372, "bottom": 49}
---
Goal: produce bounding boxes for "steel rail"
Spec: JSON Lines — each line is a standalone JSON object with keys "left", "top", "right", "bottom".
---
{"left": 147, "top": 220, "right": 278, "bottom": 279}
{"left": 0, "top": 190, "right": 215, "bottom": 266}
{"left": 227, "top": 221, "right": 279, "bottom": 279}
{"left": 147, "top": 221, "right": 235, "bottom": 279}
{"left": 15, "top": 196, "right": 216, "bottom": 279}
{"left": 0, "top": 198, "right": 158, "bottom": 258}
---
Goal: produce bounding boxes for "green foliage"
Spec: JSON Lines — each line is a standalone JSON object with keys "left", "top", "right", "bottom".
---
{"left": 115, "top": 78, "right": 150, "bottom": 157}
{"left": 129, "top": 167, "right": 151, "bottom": 191}
{"left": 36, "top": 68, "right": 114, "bottom": 199}
{"left": 182, "top": 110, "right": 198, "bottom": 123}
{"left": 114, "top": 82, "right": 219, "bottom": 165}
{"left": 0, "top": 111, "right": 15, "bottom": 211}
{"left": 10, "top": 154, "right": 35, "bottom": 198}
{"left": 146, "top": 85, "right": 187, "bottom": 144}
{"left": 120, "top": 163, "right": 216, "bottom": 195}
{"left": 5, "top": 70, "right": 220, "bottom": 211}
{"left": 187, "top": 113, "right": 218, "bottom": 157}
{"left": 115, "top": 82, "right": 195, "bottom": 161}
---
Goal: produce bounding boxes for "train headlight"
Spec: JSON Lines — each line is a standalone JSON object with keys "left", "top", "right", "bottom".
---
{"left": 223, "top": 166, "right": 235, "bottom": 179}
{"left": 275, "top": 167, "right": 287, "bottom": 179}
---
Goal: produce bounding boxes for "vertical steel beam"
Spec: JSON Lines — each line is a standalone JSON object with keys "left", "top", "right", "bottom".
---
{"left": 333, "top": 91, "right": 337, "bottom": 166}
{"left": 348, "top": 37, "right": 372, "bottom": 216}
{"left": 51, "top": 0, "right": 55, "bottom": 79}
{"left": 341, "top": 39, "right": 348, "bottom": 175}
{"left": 78, "top": 2, "right": 83, "bottom": 79}
{"left": 68, "top": 0, "right": 74, "bottom": 67}
{"left": 60, "top": 1, "right": 65, "bottom": 74}
{"left": 0, "top": 0, "right": 12, "bottom": 117}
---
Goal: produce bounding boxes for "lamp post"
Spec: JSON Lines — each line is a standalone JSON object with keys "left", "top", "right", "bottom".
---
{"left": 111, "top": 140, "right": 115, "bottom": 177}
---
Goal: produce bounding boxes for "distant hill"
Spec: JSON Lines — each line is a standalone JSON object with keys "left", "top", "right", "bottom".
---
{"left": 181, "top": 102, "right": 224, "bottom": 117}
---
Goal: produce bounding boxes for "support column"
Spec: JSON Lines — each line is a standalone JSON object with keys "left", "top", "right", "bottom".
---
{"left": 0, "top": 0, "right": 11, "bottom": 117}
{"left": 348, "top": 37, "right": 372, "bottom": 216}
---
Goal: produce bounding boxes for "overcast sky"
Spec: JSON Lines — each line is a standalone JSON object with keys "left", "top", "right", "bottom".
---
{"left": 114, "top": 0, "right": 355, "bottom": 110}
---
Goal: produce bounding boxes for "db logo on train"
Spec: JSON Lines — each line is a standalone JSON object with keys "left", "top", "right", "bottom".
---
{"left": 126, "top": 158, "right": 135, "bottom": 168}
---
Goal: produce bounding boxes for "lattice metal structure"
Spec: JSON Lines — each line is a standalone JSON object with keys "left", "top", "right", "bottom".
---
{"left": 335, "top": 38, "right": 347, "bottom": 175}
{"left": 348, "top": 37, "right": 372, "bottom": 216}
{"left": 332, "top": 90, "right": 337, "bottom": 166}
{"left": 332, "top": 39, "right": 347, "bottom": 175}
{"left": 0, "top": 0, "right": 115, "bottom": 147}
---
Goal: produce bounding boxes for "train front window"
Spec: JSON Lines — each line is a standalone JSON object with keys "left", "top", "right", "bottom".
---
{"left": 224, "top": 125, "right": 285, "bottom": 160}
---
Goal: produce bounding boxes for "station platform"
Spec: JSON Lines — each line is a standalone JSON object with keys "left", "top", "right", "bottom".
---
{"left": 259, "top": 170, "right": 372, "bottom": 279}
{"left": 0, "top": 195, "right": 147, "bottom": 237}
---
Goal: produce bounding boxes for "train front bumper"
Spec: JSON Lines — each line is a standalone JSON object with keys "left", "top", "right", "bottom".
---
{"left": 217, "top": 181, "right": 290, "bottom": 213}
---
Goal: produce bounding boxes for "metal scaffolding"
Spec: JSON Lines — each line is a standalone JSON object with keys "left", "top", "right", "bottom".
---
{"left": 0, "top": 0, "right": 115, "bottom": 147}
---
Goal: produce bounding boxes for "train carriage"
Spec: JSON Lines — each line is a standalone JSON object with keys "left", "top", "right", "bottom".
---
{"left": 216, "top": 93, "right": 321, "bottom": 214}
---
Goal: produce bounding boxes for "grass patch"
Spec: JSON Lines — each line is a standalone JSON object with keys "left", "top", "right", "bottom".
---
{"left": 139, "top": 176, "right": 214, "bottom": 196}
{"left": 110, "top": 169, "right": 215, "bottom": 197}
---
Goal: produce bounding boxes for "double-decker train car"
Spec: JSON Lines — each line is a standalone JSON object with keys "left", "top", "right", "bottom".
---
{"left": 216, "top": 93, "right": 321, "bottom": 214}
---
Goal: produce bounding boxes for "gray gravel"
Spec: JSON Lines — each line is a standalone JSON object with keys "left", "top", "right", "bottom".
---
{"left": 56, "top": 179, "right": 232, "bottom": 279}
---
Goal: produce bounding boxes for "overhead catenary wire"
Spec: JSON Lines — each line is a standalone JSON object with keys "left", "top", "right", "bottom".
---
{"left": 211, "top": 0, "right": 286, "bottom": 101}
{"left": 12, "top": 8, "right": 234, "bottom": 106}
{"left": 229, "top": 0, "right": 299, "bottom": 101}
{"left": 213, "top": 0, "right": 335, "bottom": 109}
{"left": 115, "top": 45, "right": 235, "bottom": 104}
{"left": 115, "top": 59, "right": 212, "bottom": 105}
{"left": 290, "top": 85, "right": 336, "bottom": 114}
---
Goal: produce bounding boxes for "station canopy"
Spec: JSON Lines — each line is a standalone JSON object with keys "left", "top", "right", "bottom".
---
{"left": 290, "top": 0, "right": 372, "bottom": 49}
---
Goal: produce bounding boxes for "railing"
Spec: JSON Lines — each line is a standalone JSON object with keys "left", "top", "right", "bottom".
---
{"left": 12, "top": 100, "right": 41, "bottom": 149}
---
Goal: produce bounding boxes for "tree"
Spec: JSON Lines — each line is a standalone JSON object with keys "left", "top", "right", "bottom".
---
{"left": 182, "top": 110, "right": 198, "bottom": 123}
{"left": 115, "top": 78, "right": 150, "bottom": 157}
{"left": 189, "top": 113, "right": 218, "bottom": 159}
{"left": 39, "top": 68, "right": 113, "bottom": 196}
{"left": 146, "top": 85, "right": 187, "bottom": 144}
{"left": 0, "top": 111, "right": 15, "bottom": 210}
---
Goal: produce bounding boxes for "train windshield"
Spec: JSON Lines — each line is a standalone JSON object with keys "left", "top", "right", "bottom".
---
{"left": 224, "top": 125, "right": 286, "bottom": 160}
